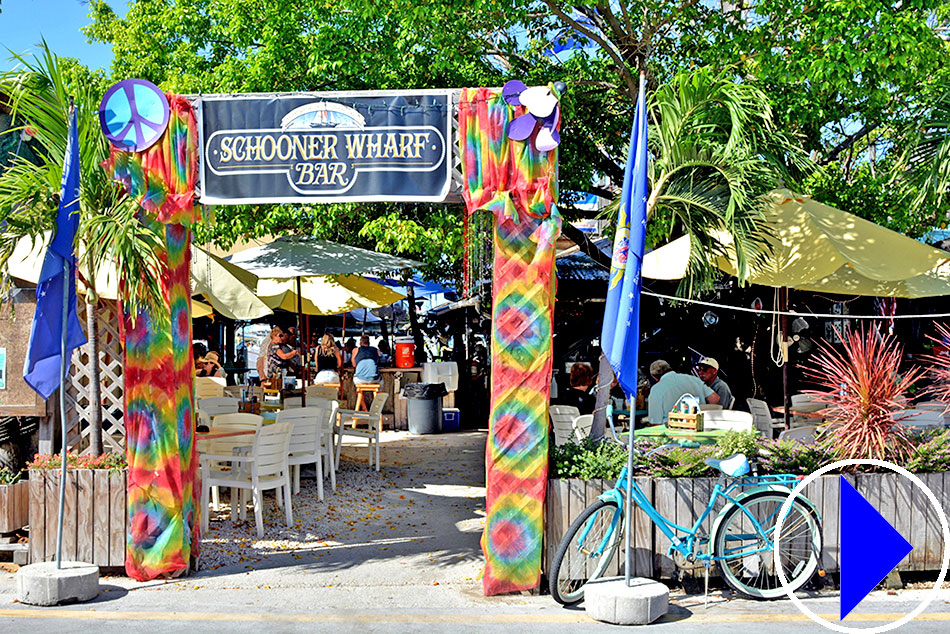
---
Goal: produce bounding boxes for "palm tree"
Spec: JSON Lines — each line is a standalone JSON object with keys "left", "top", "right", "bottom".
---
{"left": 0, "top": 45, "right": 166, "bottom": 455}
{"left": 896, "top": 89, "right": 950, "bottom": 211}
{"left": 644, "top": 67, "right": 811, "bottom": 293}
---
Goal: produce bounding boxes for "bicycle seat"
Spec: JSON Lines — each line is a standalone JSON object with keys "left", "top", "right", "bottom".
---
{"left": 704, "top": 453, "right": 750, "bottom": 477}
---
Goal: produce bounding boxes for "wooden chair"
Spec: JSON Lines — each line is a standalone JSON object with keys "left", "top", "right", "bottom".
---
{"left": 550, "top": 405, "right": 581, "bottom": 447}
{"left": 277, "top": 404, "right": 338, "bottom": 500}
{"left": 195, "top": 376, "right": 226, "bottom": 400}
{"left": 200, "top": 420, "right": 293, "bottom": 538}
{"left": 354, "top": 383, "right": 381, "bottom": 412}
{"left": 702, "top": 409, "right": 755, "bottom": 432}
{"left": 747, "top": 398, "right": 785, "bottom": 438}
{"left": 336, "top": 393, "right": 389, "bottom": 472}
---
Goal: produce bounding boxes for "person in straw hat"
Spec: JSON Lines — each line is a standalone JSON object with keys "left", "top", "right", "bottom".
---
{"left": 196, "top": 351, "right": 226, "bottom": 379}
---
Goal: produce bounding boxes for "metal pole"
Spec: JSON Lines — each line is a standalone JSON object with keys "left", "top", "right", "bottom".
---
{"left": 296, "top": 276, "right": 306, "bottom": 406}
{"left": 624, "top": 386, "right": 635, "bottom": 586}
{"left": 56, "top": 256, "right": 69, "bottom": 568}
{"left": 55, "top": 100, "right": 75, "bottom": 569}
{"left": 781, "top": 287, "right": 791, "bottom": 430}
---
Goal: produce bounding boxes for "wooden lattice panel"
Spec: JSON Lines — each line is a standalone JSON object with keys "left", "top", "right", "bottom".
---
{"left": 65, "top": 300, "right": 125, "bottom": 454}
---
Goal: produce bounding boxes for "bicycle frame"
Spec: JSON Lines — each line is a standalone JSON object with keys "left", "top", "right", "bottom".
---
{"left": 584, "top": 466, "right": 803, "bottom": 566}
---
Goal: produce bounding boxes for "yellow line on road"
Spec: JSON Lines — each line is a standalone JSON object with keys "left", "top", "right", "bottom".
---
{"left": 1, "top": 608, "right": 949, "bottom": 624}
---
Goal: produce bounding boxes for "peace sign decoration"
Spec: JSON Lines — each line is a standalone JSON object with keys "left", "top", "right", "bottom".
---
{"left": 99, "top": 78, "right": 170, "bottom": 152}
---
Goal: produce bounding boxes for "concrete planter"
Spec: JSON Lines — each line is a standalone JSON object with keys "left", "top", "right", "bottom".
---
{"left": 544, "top": 471, "right": 950, "bottom": 578}
{"left": 28, "top": 469, "right": 127, "bottom": 567}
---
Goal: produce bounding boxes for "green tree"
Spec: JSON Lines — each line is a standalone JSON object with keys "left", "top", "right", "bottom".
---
{"left": 0, "top": 46, "right": 166, "bottom": 454}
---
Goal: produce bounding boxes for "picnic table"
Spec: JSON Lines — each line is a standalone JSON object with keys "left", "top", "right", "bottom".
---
{"left": 633, "top": 424, "right": 729, "bottom": 445}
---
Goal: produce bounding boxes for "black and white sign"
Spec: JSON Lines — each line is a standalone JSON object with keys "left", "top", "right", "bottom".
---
{"left": 198, "top": 91, "right": 452, "bottom": 204}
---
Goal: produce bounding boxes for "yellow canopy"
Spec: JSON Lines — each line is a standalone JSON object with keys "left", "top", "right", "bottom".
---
{"left": 257, "top": 275, "right": 405, "bottom": 315}
{"left": 5, "top": 233, "right": 272, "bottom": 319}
{"left": 643, "top": 189, "right": 950, "bottom": 298}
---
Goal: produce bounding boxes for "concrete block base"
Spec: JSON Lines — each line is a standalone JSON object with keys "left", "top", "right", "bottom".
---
{"left": 584, "top": 576, "right": 669, "bottom": 625}
{"left": 16, "top": 561, "right": 99, "bottom": 606}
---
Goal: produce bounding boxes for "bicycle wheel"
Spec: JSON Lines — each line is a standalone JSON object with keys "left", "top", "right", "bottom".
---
{"left": 549, "top": 499, "right": 623, "bottom": 605}
{"left": 713, "top": 491, "right": 822, "bottom": 599}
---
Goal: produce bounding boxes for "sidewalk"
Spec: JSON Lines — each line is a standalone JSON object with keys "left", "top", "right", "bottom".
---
{"left": 1, "top": 430, "right": 948, "bottom": 632}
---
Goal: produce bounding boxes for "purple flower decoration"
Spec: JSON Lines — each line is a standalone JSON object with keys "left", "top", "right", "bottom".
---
{"left": 502, "top": 80, "right": 561, "bottom": 151}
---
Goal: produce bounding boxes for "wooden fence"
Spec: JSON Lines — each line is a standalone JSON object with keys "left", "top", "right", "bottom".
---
{"left": 543, "top": 472, "right": 950, "bottom": 579}
{"left": 28, "top": 470, "right": 128, "bottom": 567}
{"left": 0, "top": 480, "right": 29, "bottom": 533}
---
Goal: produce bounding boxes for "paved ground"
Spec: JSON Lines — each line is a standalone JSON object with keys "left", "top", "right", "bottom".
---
{"left": 1, "top": 430, "right": 948, "bottom": 632}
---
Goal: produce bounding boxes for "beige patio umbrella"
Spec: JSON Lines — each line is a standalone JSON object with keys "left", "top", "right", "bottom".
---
{"left": 5, "top": 233, "right": 272, "bottom": 320}
{"left": 257, "top": 275, "right": 405, "bottom": 315}
{"left": 642, "top": 188, "right": 950, "bottom": 424}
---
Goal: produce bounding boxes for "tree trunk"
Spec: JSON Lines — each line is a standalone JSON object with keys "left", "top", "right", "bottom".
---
{"left": 84, "top": 266, "right": 103, "bottom": 456}
{"left": 406, "top": 284, "right": 426, "bottom": 365}
{"left": 591, "top": 354, "right": 614, "bottom": 441}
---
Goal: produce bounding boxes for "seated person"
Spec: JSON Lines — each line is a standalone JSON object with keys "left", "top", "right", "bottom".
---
{"left": 695, "top": 357, "right": 734, "bottom": 409}
{"left": 196, "top": 351, "right": 226, "bottom": 379}
{"left": 267, "top": 326, "right": 299, "bottom": 384}
{"left": 352, "top": 335, "right": 381, "bottom": 384}
{"left": 314, "top": 333, "right": 343, "bottom": 384}
{"left": 378, "top": 340, "right": 392, "bottom": 367}
{"left": 561, "top": 363, "right": 595, "bottom": 415}
{"left": 647, "top": 359, "right": 718, "bottom": 425}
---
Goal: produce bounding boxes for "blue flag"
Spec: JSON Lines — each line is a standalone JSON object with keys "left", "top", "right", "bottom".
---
{"left": 601, "top": 76, "right": 648, "bottom": 399}
{"left": 23, "top": 107, "right": 86, "bottom": 400}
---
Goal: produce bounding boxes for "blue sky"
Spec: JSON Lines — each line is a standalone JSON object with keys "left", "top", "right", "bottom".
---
{"left": 1, "top": 0, "right": 118, "bottom": 72}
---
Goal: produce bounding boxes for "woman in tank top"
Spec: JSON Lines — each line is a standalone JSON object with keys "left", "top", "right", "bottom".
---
{"left": 314, "top": 334, "right": 343, "bottom": 384}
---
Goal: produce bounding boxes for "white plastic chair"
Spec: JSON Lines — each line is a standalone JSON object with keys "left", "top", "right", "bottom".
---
{"left": 336, "top": 393, "right": 389, "bottom": 472}
{"left": 702, "top": 409, "right": 755, "bottom": 432}
{"left": 200, "top": 420, "right": 293, "bottom": 538}
{"left": 195, "top": 376, "right": 226, "bottom": 400}
{"left": 197, "top": 412, "right": 262, "bottom": 510}
{"left": 196, "top": 397, "right": 240, "bottom": 428}
{"left": 283, "top": 396, "right": 302, "bottom": 409}
{"left": 550, "top": 405, "right": 581, "bottom": 447}
{"left": 277, "top": 403, "right": 338, "bottom": 501}
{"left": 572, "top": 414, "right": 594, "bottom": 442}
{"left": 307, "top": 385, "right": 340, "bottom": 401}
{"left": 893, "top": 409, "right": 945, "bottom": 428}
{"left": 747, "top": 398, "right": 785, "bottom": 438}
{"left": 778, "top": 424, "right": 819, "bottom": 443}
{"left": 698, "top": 403, "right": 723, "bottom": 411}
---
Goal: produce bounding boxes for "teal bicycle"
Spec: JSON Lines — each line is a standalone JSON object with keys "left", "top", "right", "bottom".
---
{"left": 549, "top": 448, "right": 824, "bottom": 604}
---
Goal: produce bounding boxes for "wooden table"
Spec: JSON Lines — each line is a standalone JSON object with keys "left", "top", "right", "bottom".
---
{"left": 196, "top": 428, "right": 256, "bottom": 441}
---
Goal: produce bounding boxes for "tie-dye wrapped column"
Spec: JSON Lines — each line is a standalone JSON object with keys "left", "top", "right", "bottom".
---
{"left": 459, "top": 88, "right": 561, "bottom": 595}
{"left": 103, "top": 95, "right": 201, "bottom": 580}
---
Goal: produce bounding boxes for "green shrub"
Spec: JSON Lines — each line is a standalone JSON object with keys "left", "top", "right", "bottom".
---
{"left": 906, "top": 430, "right": 950, "bottom": 473}
{"left": 716, "top": 430, "right": 761, "bottom": 459}
{"left": 550, "top": 438, "right": 630, "bottom": 479}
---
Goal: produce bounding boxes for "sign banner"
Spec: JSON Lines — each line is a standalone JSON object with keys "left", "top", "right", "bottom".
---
{"left": 197, "top": 91, "right": 453, "bottom": 204}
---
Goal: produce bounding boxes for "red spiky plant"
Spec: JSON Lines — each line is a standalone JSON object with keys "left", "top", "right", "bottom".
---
{"left": 803, "top": 327, "right": 922, "bottom": 463}
{"left": 920, "top": 322, "right": 950, "bottom": 407}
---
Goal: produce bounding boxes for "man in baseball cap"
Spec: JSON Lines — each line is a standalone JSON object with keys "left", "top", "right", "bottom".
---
{"left": 696, "top": 357, "right": 734, "bottom": 409}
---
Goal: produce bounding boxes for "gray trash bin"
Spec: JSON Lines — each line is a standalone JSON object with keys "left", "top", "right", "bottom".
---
{"left": 404, "top": 382, "right": 448, "bottom": 434}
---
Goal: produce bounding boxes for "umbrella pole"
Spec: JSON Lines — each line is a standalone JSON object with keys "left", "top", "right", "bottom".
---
{"left": 297, "top": 275, "right": 306, "bottom": 405}
{"left": 781, "top": 286, "right": 791, "bottom": 430}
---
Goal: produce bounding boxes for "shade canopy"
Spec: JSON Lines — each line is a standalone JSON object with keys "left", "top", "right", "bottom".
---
{"left": 227, "top": 236, "right": 420, "bottom": 278}
{"left": 257, "top": 275, "right": 405, "bottom": 316}
{"left": 6, "top": 233, "right": 272, "bottom": 319}
{"left": 643, "top": 189, "right": 950, "bottom": 298}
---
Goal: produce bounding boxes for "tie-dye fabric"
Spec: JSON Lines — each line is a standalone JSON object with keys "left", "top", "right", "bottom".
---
{"left": 459, "top": 87, "right": 561, "bottom": 595}
{"left": 104, "top": 95, "right": 200, "bottom": 581}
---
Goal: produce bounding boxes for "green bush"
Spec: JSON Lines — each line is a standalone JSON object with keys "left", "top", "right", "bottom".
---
{"left": 906, "top": 430, "right": 950, "bottom": 473}
{"left": 716, "top": 430, "right": 761, "bottom": 460}
{"left": 550, "top": 438, "right": 630, "bottom": 480}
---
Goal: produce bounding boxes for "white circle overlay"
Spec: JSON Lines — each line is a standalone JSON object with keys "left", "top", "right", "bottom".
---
{"left": 774, "top": 459, "right": 950, "bottom": 633}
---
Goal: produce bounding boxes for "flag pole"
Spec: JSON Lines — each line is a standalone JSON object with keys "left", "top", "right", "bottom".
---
{"left": 624, "top": 71, "right": 647, "bottom": 588}
{"left": 55, "top": 98, "right": 76, "bottom": 569}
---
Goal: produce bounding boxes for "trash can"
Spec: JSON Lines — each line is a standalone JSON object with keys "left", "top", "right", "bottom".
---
{"left": 403, "top": 382, "right": 448, "bottom": 434}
